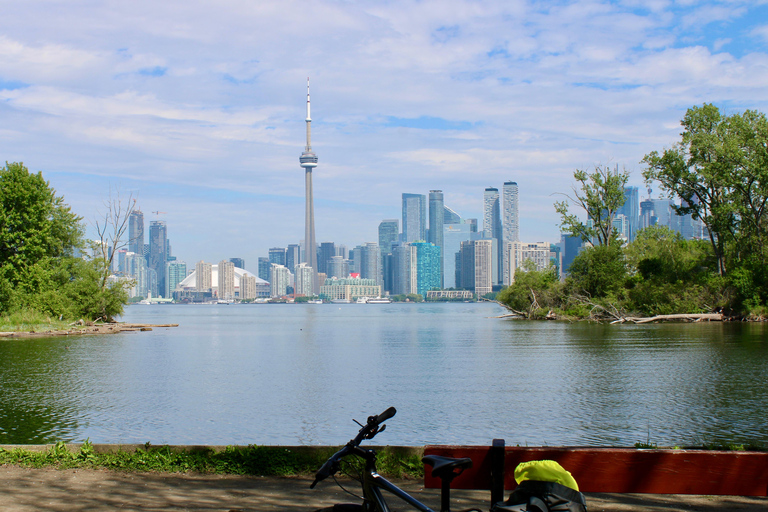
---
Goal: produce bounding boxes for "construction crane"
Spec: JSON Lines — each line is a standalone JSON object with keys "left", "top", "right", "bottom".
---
{"left": 152, "top": 211, "right": 167, "bottom": 217}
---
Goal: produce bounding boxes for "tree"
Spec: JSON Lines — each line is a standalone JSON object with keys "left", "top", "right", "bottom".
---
{"left": 554, "top": 165, "right": 630, "bottom": 246}
{"left": 94, "top": 188, "right": 136, "bottom": 290}
{"left": 0, "top": 162, "right": 127, "bottom": 321}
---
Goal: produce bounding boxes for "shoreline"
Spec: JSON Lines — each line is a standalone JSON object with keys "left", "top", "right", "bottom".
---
{"left": 0, "top": 323, "right": 179, "bottom": 339}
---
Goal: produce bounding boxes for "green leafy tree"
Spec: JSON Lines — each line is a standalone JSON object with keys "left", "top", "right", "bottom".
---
{"left": 497, "top": 262, "right": 562, "bottom": 318}
{"left": 643, "top": 104, "right": 768, "bottom": 310}
{"left": 0, "top": 162, "right": 127, "bottom": 321}
{"left": 554, "top": 165, "right": 630, "bottom": 246}
{"left": 566, "top": 243, "right": 627, "bottom": 299}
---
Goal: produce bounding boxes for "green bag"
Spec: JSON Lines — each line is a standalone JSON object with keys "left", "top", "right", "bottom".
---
{"left": 492, "top": 460, "right": 587, "bottom": 512}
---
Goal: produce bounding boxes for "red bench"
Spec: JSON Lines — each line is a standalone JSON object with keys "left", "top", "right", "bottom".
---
{"left": 424, "top": 441, "right": 768, "bottom": 501}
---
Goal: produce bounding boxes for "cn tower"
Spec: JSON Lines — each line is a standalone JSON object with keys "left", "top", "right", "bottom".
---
{"left": 299, "top": 78, "right": 319, "bottom": 292}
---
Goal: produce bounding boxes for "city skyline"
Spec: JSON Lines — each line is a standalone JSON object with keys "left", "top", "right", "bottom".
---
{"left": 2, "top": 2, "right": 767, "bottom": 269}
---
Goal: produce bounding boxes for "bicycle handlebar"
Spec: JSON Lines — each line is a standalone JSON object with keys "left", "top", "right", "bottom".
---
{"left": 310, "top": 407, "right": 397, "bottom": 489}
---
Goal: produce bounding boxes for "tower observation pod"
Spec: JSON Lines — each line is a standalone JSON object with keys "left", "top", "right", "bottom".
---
{"left": 300, "top": 78, "right": 319, "bottom": 293}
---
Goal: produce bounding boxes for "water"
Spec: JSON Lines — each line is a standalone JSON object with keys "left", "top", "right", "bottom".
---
{"left": 1, "top": 302, "right": 767, "bottom": 447}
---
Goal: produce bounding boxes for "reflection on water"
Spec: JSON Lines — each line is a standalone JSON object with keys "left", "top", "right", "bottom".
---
{"left": 1, "top": 303, "right": 766, "bottom": 447}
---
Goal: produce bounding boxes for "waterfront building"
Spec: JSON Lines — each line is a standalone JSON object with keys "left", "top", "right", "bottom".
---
{"left": 269, "top": 247, "right": 286, "bottom": 266}
{"left": 618, "top": 186, "right": 640, "bottom": 241}
{"left": 148, "top": 220, "right": 167, "bottom": 297}
{"left": 502, "top": 181, "right": 519, "bottom": 284}
{"left": 560, "top": 234, "right": 583, "bottom": 277}
{"left": 458, "top": 240, "right": 475, "bottom": 290}
{"left": 320, "top": 276, "right": 381, "bottom": 301}
{"left": 319, "top": 242, "right": 335, "bottom": 275}
{"left": 464, "top": 218, "right": 478, "bottom": 233}
{"left": 258, "top": 257, "right": 270, "bottom": 282}
{"left": 218, "top": 260, "right": 235, "bottom": 299}
{"left": 483, "top": 187, "right": 503, "bottom": 284}
{"left": 508, "top": 242, "right": 556, "bottom": 284}
{"left": 176, "top": 265, "right": 269, "bottom": 301}
{"left": 426, "top": 290, "right": 474, "bottom": 300}
{"left": 443, "top": 205, "right": 461, "bottom": 224}
{"left": 300, "top": 78, "right": 319, "bottom": 292}
{"left": 270, "top": 264, "right": 290, "bottom": 297}
{"left": 443, "top": 223, "right": 473, "bottom": 288}
{"left": 294, "top": 262, "right": 314, "bottom": 296}
{"left": 285, "top": 244, "right": 300, "bottom": 272}
{"left": 474, "top": 239, "right": 494, "bottom": 296}
{"left": 195, "top": 261, "right": 213, "bottom": 292}
{"left": 166, "top": 261, "right": 187, "bottom": 298}
{"left": 128, "top": 210, "right": 144, "bottom": 256}
{"left": 328, "top": 255, "right": 348, "bottom": 279}
{"left": 392, "top": 243, "right": 417, "bottom": 296}
{"left": 378, "top": 220, "right": 399, "bottom": 256}
{"left": 428, "top": 190, "right": 444, "bottom": 288}
{"left": 412, "top": 241, "right": 440, "bottom": 297}
{"left": 125, "top": 251, "right": 148, "bottom": 298}
{"left": 229, "top": 257, "right": 245, "bottom": 270}
{"left": 359, "top": 242, "right": 379, "bottom": 283}
{"left": 402, "top": 193, "right": 426, "bottom": 242}
{"left": 240, "top": 274, "right": 257, "bottom": 300}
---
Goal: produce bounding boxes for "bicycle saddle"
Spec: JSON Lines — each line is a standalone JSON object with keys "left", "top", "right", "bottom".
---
{"left": 422, "top": 455, "right": 473, "bottom": 479}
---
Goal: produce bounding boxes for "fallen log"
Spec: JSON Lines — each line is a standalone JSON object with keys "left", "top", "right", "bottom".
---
{"left": 631, "top": 313, "right": 723, "bottom": 324}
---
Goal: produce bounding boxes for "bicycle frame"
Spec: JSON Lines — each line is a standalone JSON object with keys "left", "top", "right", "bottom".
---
{"left": 356, "top": 446, "right": 434, "bottom": 512}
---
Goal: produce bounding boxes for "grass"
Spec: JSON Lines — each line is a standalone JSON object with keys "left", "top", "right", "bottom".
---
{"left": 0, "top": 309, "right": 71, "bottom": 333}
{"left": 0, "top": 441, "right": 426, "bottom": 478}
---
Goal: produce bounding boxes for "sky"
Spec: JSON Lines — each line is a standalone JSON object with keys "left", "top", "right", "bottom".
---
{"left": 2, "top": 0, "right": 768, "bottom": 273}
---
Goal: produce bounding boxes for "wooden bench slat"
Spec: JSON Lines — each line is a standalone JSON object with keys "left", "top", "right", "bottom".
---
{"left": 423, "top": 446, "right": 768, "bottom": 496}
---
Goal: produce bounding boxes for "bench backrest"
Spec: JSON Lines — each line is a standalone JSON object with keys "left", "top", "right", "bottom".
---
{"left": 423, "top": 444, "right": 768, "bottom": 496}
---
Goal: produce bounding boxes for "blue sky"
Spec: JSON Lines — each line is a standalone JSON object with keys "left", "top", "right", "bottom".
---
{"left": 1, "top": 0, "right": 767, "bottom": 272}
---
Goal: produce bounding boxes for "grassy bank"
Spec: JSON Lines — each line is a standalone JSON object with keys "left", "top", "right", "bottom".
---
{"left": 0, "top": 309, "right": 71, "bottom": 333}
{"left": 0, "top": 442, "right": 425, "bottom": 478}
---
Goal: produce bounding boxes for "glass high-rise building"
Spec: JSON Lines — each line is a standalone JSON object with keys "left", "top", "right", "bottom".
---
{"left": 166, "top": 261, "right": 187, "bottom": 298}
{"left": 443, "top": 205, "right": 461, "bottom": 224}
{"left": 402, "top": 193, "right": 426, "bottom": 243}
{"left": 618, "top": 186, "right": 640, "bottom": 241}
{"left": 285, "top": 244, "right": 300, "bottom": 271}
{"left": 411, "top": 241, "right": 440, "bottom": 297}
{"left": 229, "top": 257, "right": 245, "bottom": 270}
{"left": 483, "top": 187, "right": 502, "bottom": 285}
{"left": 428, "top": 190, "right": 444, "bottom": 288}
{"left": 269, "top": 247, "right": 286, "bottom": 266}
{"left": 502, "top": 182, "right": 519, "bottom": 243}
{"left": 148, "top": 220, "right": 167, "bottom": 297}
{"left": 318, "top": 242, "right": 336, "bottom": 275}
{"left": 128, "top": 210, "right": 144, "bottom": 256}
{"left": 378, "top": 220, "right": 399, "bottom": 256}
{"left": 258, "top": 257, "right": 271, "bottom": 282}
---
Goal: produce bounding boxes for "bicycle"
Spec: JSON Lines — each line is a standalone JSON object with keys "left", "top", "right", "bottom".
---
{"left": 310, "top": 406, "right": 481, "bottom": 512}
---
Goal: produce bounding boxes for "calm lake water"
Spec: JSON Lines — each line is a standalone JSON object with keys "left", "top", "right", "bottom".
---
{"left": 1, "top": 302, "right": 767, "bottom": 448}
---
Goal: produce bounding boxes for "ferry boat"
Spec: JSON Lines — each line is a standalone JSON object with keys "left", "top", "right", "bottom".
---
{"left": 356, "top": 297, "right": 369, "bottom": 304}
{"left": 331, "top": 298, "right": 352, "bottom": 304}
{"left": 365, "top": 297, "right": 392, "bottom": 304}
{"left": 307, "top": 299, "right": 323, "bottom": 304}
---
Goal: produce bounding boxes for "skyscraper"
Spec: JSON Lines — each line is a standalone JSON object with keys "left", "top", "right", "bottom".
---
{"left": 218, "top": 260, "right": 235, "bottom": 299}
{"left": 229, "top": 257, "right": 245, "bottom": 270}
{"left": 483, "top": 187, "right": 502, "bottom": 285}
{"left": 502, "top": 181, "right": 519, "bottom": 285}
{"left": 618, "top": 186, "right": 640, "bottom": 241}
{"left": 148, "top": 220, "right": 167, "bottom": 297}
{"left": 402, "top": 193, "right": 426, "bottom": 242}
{"left": 269, "top": 247, "right": 286, "bottom": 266}
{"left": 300, "top": 78, "right": 319, "bottom": 291}
{"left": 128, "top": 210, "right": 144, "bottom": 256}
{"left": 378, "top": 220, "right": 399, "bottom": 256}
{"left": 285, "top": 244, "right": 300, "bottom": 271}
{"left": 428, "top": 190, "right": 444, "bottom": 288}
{"left": 502, "top": 182, "right": 519, "bottom": 243}
{"left": 319, "top": 242, "right": 336, "bottom": 275}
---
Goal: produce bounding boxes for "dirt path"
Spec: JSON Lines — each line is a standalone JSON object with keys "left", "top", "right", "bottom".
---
{"left": 1, "top": 466, "right": 766, "bottom": 511}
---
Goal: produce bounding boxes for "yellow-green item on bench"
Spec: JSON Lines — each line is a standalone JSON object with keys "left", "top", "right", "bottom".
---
{"left": 514, "top": 460, "right": 579, "bottom": 492}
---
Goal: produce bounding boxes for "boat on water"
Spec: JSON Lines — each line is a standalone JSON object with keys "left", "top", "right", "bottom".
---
{"left": 356, "top": 297, "right": 369, "bottom": 304}
{"left": 365, "top": 297, "right": 392, "bottom": 304}
{"left": 331, "top": 298, "right": 352, "bottom": 304}
{"left": 307, "top": 299, "right": 323, "bottom": 304}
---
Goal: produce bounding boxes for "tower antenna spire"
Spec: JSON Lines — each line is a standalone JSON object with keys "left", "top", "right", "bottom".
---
{"left": 305, "top": 77, "right": 312, "bottom": 150}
